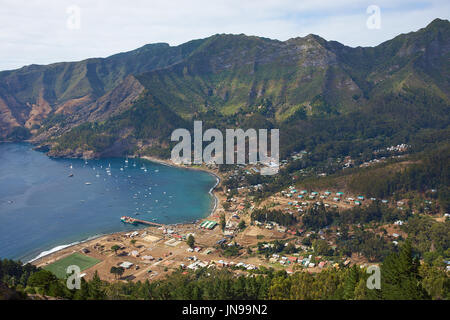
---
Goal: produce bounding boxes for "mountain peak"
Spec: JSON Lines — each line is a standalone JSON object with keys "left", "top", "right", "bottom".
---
{"left": 285, "top": 34, "right": 327, "bottom": 46}
{"left": 426, "top": 18, "right": 450, "bottom": 29}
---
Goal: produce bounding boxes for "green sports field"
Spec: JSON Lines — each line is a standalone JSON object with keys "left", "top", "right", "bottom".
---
{"left": 43, "top": 252, "right": 101, "bottom": 279}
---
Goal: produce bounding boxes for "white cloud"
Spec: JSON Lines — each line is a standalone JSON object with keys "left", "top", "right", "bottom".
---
{"left": 0, "top": 0, "right": 448, "bottom": 71}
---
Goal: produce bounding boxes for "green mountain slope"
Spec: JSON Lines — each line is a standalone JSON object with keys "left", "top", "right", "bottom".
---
{"left": 135, "top": 33, "right": 364, "bottom": 119}
{"left": 134, "top": 19, "right": 449, "bottom": 120}
{"left": 1, "top": 19, "right": 449, "bottom": 161}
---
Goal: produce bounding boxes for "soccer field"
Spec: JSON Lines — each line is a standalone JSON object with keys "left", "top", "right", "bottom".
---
{"left": 43, "top": 253, "right": 101, "bottom": 279}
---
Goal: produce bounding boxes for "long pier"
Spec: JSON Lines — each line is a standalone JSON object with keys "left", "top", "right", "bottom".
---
{"left": 120, "top": 216, "right": 164, "bottom": 227}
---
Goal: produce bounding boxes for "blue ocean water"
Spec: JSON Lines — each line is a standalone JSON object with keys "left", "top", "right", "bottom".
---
{"left": 0, "top": 143, "right": 217, "bottom": 262}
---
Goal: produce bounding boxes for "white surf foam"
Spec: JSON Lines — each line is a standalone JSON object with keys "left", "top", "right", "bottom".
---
{"left": 27, "top": 234, "right": 104, "bottom": 263}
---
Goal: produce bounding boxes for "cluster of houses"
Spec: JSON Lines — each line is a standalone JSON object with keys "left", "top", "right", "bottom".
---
{"left": 254, "top": 220, "right": 287, "bottom": 232}
{"left": 356, "top": 144, "right": 411, "bottom": 167}
{"left": 186, "top": 247, "right": 202, "bottom": 252}
{"left": 184, "top": 258, "right": 209, "bottom": 271}
{"left": 373, "top": 144, "right": 410, "bottom": 154}
{"left": 360, "top": 158, "right": 385, "bottom": 167}
{"left": 215, "top": 260, "right": 257, "bottom": 270}
{"left": 291, "top": 150, "right": 308, "bottom": 161}
{"left": 281, "top": 187, "right": 372, "bottom": 208}
{"left": 344, "top": 195, "right": 366, "bottom": 206}
{"left": 269, "top": 253, "right": 339, "bottom": 270}
{"left": 282, "top": 187, "right": 343, "bottom": 201}
{"left": 124, "top": 231, "right": 140, "bottom": 238}
{"left": 181, "top": 257, "right": 257, "bottom": 271}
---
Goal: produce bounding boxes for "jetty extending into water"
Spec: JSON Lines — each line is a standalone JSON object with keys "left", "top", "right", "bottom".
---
{"left": 120, "top": 216, "right": 164, "bottom": 227}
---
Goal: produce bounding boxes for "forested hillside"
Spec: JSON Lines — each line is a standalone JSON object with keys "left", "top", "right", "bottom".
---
{"left": 0, "top": 19, "right": 448, "bottom": 164}
{"left": 44, "top": 19, "right": 450, "bottom": 161}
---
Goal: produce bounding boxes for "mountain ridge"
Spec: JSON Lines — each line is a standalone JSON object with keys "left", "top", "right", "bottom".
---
{"left": 0, "top": 19, "right": 448, "bottom": 160}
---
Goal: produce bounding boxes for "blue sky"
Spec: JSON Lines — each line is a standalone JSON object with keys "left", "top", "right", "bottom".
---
{"left": 0, "top": 0, "right": 448, "bottom": 71}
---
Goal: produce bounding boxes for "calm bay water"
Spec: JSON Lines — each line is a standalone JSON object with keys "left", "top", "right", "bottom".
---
{"left": 0, "top": 143, "right": 217, "bottom": 262}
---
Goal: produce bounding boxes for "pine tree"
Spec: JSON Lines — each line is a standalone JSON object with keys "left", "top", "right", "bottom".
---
{"left": 268, "top": 276, "right": 291, "bottom": 300}
{"left": 419, "top": 264, "right": 450, "bottom": 300}
{"left": 89, "top": 271, "right": 106, "bottom": 300}
{"left": 354, "top": 278, "right": 368, "bottom": 300}
{"left": 187, "top": 235, "right": 195, "bottom": 248}
{"left": 138, "top": 279, "right": 152, "bottom": 300}
{"left": 73, "top": 278, "right": 89, "bottom": 300}
{"left": 381, "top": 240, "right": 430, "bottom": 299}
{"left": 220, "top": 213, "right": 226, "bottom": 231}
{"left": 343, "top": 265, "right": 360, "bottom": 299}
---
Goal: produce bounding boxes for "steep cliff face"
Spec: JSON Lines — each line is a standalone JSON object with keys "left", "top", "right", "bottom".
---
{"left": 85, "top": 75, "right": 146, "bottom": 122}
{"left": 31, "top": 75, "right": 145, "bottom": 143}
{"left": 0, "top": 40, "right": 206, "bottom": 140}
{"left": 0, "top": 96, "right": 20, "bottom": 133}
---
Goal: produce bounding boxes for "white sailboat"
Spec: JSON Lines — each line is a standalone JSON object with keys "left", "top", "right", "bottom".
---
{"left": 68, "top": 163, "right": 74, "bottom": 177}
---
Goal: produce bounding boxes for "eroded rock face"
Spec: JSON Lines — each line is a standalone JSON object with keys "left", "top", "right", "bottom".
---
{"left": 24, "top": 90, "right": 52, "bottom": 129}
{"left": 85, "top": 75, "right": 145, "bottom": 123}
{"left": 31, "top": 75, "right": 145, "bottom": 144}
{"left": 0, "top": 96, "right": 20, "bottom": 136}
{"left": 0, "top": 41, "right": 202, "bottom": 141}
{"left": 0, "top": 76, "right": 143, "bottom": 141}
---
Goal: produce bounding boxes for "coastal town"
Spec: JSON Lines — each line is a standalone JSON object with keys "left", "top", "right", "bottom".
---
{"left": 0, "top": 5, "right": 449, "bottom": 304}
{"left": 33, "top": 145, "right": 445, "bottom": 283}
